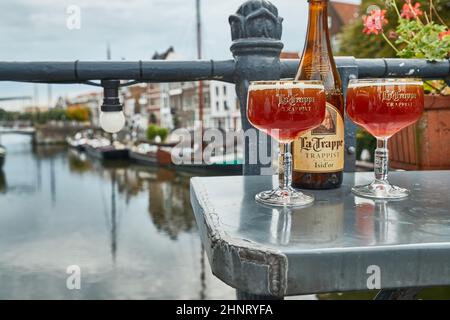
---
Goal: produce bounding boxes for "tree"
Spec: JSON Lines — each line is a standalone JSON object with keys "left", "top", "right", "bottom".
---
{"left": 147, "top": 124, "right": 169, "bottom": 142}
{"left": 65, "top": 106, "right": 91, "bottom": 122}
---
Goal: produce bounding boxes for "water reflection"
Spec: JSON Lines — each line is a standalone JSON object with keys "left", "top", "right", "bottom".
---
{"left": 67, "top": 145, "right": 209, "bottom": 298}
{"left": 67, "top": 149, "right": 197, "bottom": 240}
{"left": 267, "top": 194, "right": 408, "bottom": 247}
{"left": 269, "top": 199, "right": 345, "bottom": 246}
{"left": 0, "top": 134, "right": 233, "bottom": 299}
{"left": 354, "top": 197, "right": 411, "bottom": 245}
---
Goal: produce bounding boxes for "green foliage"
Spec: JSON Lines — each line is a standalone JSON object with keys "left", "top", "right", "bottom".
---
{"left": 158, "top": 127, "right": 169, "bottom": 142}
{"left": 0, "top": 108, "right": 66, "bottom": 123}
{"left": 395, "top": 19, "right": 450, "bottom": 59}
{"left": 356, "top": 128, "right": 376, "bottom": 161}
{"left": 146, "top": 124, "right": 169, "bottom": 142}
{"left": 47, "top": 108, "right": 66, "bottom": 121}
{"left": 65, "top": 106, "right": 90, "bottom": 122}
{"left": 338, "top": 0, "right": 450, "bottom": 58}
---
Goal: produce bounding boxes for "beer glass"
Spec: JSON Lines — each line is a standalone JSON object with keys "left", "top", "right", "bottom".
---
{"left": 347, "top": 78, "right": 424, "bottom": 199}
{"left": 247, "top": 80, "right": 326, "bottom": 207}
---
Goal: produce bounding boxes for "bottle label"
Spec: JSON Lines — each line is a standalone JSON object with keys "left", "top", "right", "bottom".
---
{"left": 293, "top": 103, "right": 344, "bottom": 173}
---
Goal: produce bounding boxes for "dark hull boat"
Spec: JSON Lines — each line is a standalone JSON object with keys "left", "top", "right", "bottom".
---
{"left": 170, "top": 162, "right": 242, "bottom": 175}
{"left": 159, "top": 148, "right": 242, "bottom": 175}
{"left": 129, "top": 151, "right": 159, "bottom": 166}
{"left": 85, "top": 145, "right": 129, "bottom": 160}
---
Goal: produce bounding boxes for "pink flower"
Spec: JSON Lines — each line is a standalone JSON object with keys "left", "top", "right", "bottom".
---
{"left": 401, "top": 2, "right": 423, "bottom": 19}
{"left": 439, "top": 30, "right": 450, "bottom": 40}
{"left": 362, "top": 9, "right": 388, "bottom": 35}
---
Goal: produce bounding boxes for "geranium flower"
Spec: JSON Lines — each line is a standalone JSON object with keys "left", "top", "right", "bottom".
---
{"left": 401, "top": 2, "right": 423, "bottom": 19}
{"left": 439, "top": 30, "right": 450, "bottom": 40}
{"left": 363, "top": 9, "right": 388, "bottom": 35}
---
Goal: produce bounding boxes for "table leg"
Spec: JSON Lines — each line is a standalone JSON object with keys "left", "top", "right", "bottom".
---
{"left": 236, "top": 290, "right": 284, "bottom": 300}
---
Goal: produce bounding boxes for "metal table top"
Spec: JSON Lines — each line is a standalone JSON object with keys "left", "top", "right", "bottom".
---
{"left": 190, "top": 171, "right": 450, "bottom": 297}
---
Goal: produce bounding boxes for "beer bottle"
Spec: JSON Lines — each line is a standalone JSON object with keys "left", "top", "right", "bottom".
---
{"left": 292, "top": 0, "right": 344, "bottom": 189}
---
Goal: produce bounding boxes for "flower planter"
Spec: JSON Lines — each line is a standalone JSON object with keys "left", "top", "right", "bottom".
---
{"left": 389, "top": 95, "right": 450, "bottom": 170}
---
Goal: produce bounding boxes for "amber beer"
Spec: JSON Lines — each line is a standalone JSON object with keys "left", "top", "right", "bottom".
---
{"left": 347, "top": 81, "right": 424, "bottom": 138}
{"left": 247, "top": 82, "right": 326, "bottom": 142}
{"left": 293, "top": 0, "right": 345, "bottom": 189}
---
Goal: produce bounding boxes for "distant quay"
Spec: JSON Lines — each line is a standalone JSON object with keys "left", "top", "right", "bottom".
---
{"left": 34, "top": 122, "right": 94, "bottom": 145}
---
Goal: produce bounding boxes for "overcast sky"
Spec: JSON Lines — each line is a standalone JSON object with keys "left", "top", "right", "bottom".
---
{"left": 0, "top": 0, "right": 361, "bottom": 110}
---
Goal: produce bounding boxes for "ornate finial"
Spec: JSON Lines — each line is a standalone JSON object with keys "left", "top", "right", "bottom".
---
{"left": 229, "top": 0, "right": 283, "bottom": 41}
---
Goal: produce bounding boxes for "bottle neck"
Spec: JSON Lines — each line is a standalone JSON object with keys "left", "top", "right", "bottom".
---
{"left": 304, "top": 0, "right": 332, "bottom": 53}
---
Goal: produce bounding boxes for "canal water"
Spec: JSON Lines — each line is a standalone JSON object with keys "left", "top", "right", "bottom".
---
{"left": 0, "top": 134, "right": 234, "bottom": 299}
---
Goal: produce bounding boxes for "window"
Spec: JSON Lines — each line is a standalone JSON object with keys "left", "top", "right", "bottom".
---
{"left": 224, "top": 101, "right": 229, "bottom": 111}
{"left": 215, "top": 87, "right": 219, "bottom": 96}
{"left": 223, "top": 86, "right": 227, "bottom": 95}
{"left": 216, "top": 101, "right": 219, "bottom": 111}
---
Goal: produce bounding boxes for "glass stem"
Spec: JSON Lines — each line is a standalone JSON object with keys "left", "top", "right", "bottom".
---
{"left": 374, "top": 138, "right": 389, "bottom": 182}
{"left": 278, "top": 142, "right": 292, "bottom": 190}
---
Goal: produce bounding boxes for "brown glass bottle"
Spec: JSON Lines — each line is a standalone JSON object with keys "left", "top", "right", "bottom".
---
{"left": 292, "top": 0, "right": 344, "bottom": 189}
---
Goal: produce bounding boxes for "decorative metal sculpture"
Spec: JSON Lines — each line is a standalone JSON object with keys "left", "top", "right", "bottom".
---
{"left": 229, "top": 0, "right": 283, "bottom": 41}
{"left": 229, "top": 0, "right": 284, "bottom": 175}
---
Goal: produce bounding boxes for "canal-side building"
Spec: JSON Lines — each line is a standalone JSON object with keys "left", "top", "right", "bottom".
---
{"left": 65, "top": 92, "right": 103, "bottom": 126}
{"left": 208, "top": 81, "right": 241, "bottom": 131}
{"left": 122, "top": 47, "right": 241, "bottom": 132}
{"left": 167, "top": 80, "right": 240, "bottom": 131}
{"left": 121, "top": 47, "right": 176, "bottom": 131}
{"left": 151, "top": 47, "right": 241, "bottom": 131}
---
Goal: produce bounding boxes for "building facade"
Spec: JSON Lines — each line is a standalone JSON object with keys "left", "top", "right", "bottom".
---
{"left": 120, "top": 62, "right": 240, "bottom": 132}
{"left": 208, "top": 80, "right": 240, "bottom": 131}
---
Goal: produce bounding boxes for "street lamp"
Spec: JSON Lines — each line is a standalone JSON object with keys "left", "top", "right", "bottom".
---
{"left": 100, "top": 80, "right": 125, "bottom": 133}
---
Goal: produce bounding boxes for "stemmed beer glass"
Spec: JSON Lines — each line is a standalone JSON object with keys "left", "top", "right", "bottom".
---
{"left": 346, "top": 78, "right": 424, "bottom": 199}
{"left": 247, "top": 80, "right": 326, "bottom": 207}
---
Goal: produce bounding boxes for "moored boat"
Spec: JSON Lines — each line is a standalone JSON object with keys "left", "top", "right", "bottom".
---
{"left": 161, "top": 147, "right": 242, "bottom": 175}
{"left": 129, "top": 143, "right": 159, "bottom": 166}
{"left": 85, "top": 139, "right": 129, "bottom": 160}
{"left": 66, "top": 131, "right": 90, "bottom": 151}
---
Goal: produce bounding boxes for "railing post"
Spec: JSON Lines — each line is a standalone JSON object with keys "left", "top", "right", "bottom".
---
{"left": 335, "top": 56, "right": 358, "bottom": 172}
{"left": 229, "top": 0, "right": 284, "bottom": 176}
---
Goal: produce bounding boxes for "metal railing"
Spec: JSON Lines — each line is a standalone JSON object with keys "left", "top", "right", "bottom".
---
{"left": 0, "top": 0, "right": 448, "bottom": 175}
{"left": 0, "top": 58, "right": 448, "bottom": 83}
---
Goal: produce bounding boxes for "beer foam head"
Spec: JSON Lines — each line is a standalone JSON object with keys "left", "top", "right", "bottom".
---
{"left": 249, "top": 81, "right": 324, "bottom": 91}
{"left": 348, "top": 79, "right": 423, "bottom": 88}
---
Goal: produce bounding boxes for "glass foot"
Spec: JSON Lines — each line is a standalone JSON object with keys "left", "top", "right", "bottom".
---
{"left": 255, "top": 186, "right": 314, "bottom": 207}
{"left": 352, "top": 180, "right": 409, "bottom": 199}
